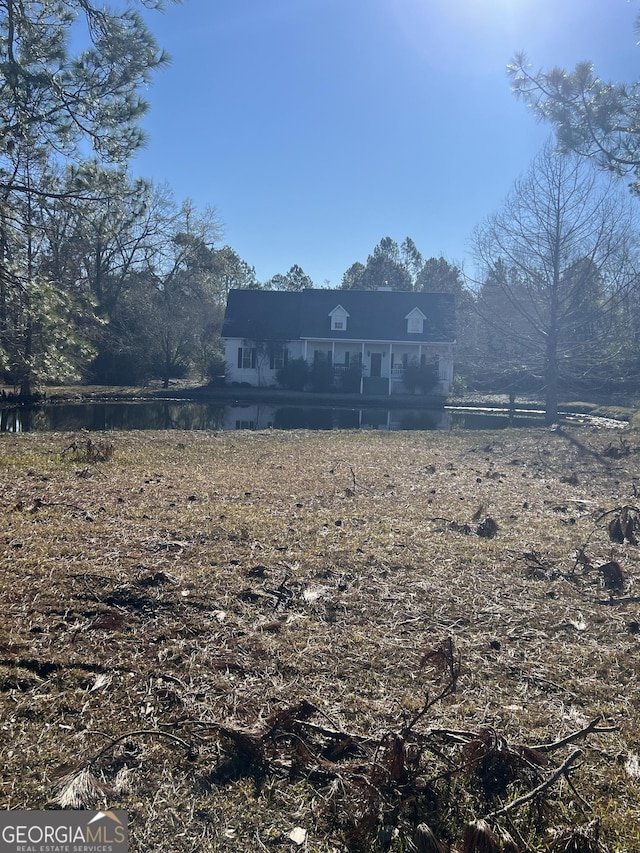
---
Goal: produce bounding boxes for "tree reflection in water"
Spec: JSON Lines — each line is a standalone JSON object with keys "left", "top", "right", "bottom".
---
{"left": 0, "top": 400, "right": 550, "bottom": 433}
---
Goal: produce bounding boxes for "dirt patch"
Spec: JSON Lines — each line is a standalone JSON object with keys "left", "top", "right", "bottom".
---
{"left": 1, "top": 426, "right": 639, "bottom": 851}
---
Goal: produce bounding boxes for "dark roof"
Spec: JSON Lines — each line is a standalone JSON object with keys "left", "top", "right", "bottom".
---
{"left": 222, "top": 289, "right": 455, "bottom": 343}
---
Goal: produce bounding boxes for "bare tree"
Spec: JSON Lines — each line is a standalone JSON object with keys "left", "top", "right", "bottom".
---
{"left": 473, "top": 141, "right": 638, "bottom": 423}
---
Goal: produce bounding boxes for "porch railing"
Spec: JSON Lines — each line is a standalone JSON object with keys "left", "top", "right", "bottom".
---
{"left": 333, "top": 364, "right": 369, "bottom": 377}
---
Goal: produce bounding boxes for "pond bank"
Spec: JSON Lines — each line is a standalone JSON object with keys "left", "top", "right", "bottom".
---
{"left": 1, "top": 381, "right": 635, "bottom": 423}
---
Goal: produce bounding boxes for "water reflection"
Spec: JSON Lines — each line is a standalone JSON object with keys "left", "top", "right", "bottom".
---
{"left": 1, "top": 401, "right": 225, "bottom": 433}
{"left": 226, "top": 405, "right": 449, "bottom": 431}
{"left": 0, "top": 399, "right": 548, "bottom": 433}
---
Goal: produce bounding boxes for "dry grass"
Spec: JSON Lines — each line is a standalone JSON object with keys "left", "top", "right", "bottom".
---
{"left": 1, "top": 426, "right": 639, "bottom": 852}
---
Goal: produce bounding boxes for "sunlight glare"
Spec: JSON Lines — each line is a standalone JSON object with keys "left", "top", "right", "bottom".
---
{"left": 387, "top": 0, "right": 536, "bottom": 72}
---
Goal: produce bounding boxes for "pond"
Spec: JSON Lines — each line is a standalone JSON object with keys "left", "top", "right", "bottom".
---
{"left": 0, "top": 398, "right": 589, "bottom": 433}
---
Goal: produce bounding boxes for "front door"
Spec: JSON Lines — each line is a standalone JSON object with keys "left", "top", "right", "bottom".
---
{"left": 370, "top": 352, "right": 382, "bottom": 377}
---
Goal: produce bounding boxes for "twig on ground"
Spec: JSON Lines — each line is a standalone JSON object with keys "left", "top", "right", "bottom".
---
{"left": 87, "top": 728, "right": 194, "bottom": 764}
{"left": 530, "top": 716, "right": 618, "bottom": 753}
{"left": 484, "top": 748, "right": 583, "bottom": 820}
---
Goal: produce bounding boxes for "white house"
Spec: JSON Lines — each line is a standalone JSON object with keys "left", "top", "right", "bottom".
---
{"left": 221, "top": 288, "right": 456, "bottom": 396}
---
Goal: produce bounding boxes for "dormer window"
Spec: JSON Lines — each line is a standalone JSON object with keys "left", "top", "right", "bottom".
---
{"left": 329, "top": 304, "right": 349, "bottom": 331}
{"left": 406, "top": 307, "right": 427, "bottom": 334}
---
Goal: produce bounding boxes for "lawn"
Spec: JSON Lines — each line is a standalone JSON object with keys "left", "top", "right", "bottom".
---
{"left": 0, "top": 426, "right": 639, "bottom": 852}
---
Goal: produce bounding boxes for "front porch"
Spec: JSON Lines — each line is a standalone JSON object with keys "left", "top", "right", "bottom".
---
{"left": 307, "top": 339, "right": 454, "bottom": 395}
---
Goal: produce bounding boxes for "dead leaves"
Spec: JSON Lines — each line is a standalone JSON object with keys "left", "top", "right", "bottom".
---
{"left": 607, "top": 507, "right": 639, "bottom": 545}
{"left": 477, "top": 516, "right": 499, "bottom": 538}
{"left": 547, "top": 819, "right": 605, "bottom": 853}
{"left": 186, "top": 694, "right": 611, "bottom": 852}
{"left": 599, "top": 560, "right": 625, "bottom": 591}
{"left": 447, "top": 515, "right": 500, "bottom": 538}
{"left": 53, "top": 766, "right": 112, "bottom": 809}
{"left": 461, "top": 727, "right": 546, "bottom": 799}
{"left": 461, "top": 820, "right": 517, "bottom": 853}
{"left": 414, "top": 823, "right": 447, "bottom": 853}
{"left": 63, "top": 437, "right": 115, "bottom": 463}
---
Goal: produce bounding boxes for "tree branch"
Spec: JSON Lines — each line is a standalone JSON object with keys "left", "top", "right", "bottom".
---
{"left": 485, "top": 748, "right": 583, "bottom": 819}
{"left": 530, "top": 715, "right": 618, "bottom": 753}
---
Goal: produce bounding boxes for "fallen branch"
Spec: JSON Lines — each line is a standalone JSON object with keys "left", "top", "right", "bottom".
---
{"left": 485, "top": 748, "right": 583, "bottom": 819}
{"left": 595, "top": 595, "right": 640, "bottom": 605}
{"left": 530, "top": 716, "right": 618, "bottom": 753}
{"left": 286, "top": 718, "right": 373, "bottom": 748}
{"left": 87, "top": 727, "right": 195, "bottom": 764}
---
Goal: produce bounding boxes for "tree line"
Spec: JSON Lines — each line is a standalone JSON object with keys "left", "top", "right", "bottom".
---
{"left": 2, "top": 1, "right": 640, "bottom": 422}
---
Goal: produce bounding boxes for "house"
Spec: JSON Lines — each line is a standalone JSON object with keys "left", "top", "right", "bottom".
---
{"left": 221, "top": 288, "right": 456, "bottom": 396}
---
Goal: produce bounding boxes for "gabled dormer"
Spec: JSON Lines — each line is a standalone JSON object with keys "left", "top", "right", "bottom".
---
{"left": 329, "top": 304, "right": 350, "bottom": 331}
{"left": 405, "top": 306, "right": 427, "bottom": 334}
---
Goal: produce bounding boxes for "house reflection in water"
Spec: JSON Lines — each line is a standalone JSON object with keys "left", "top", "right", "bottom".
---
{"left": 223, "top": 404, "right": 451, "bottom": 431}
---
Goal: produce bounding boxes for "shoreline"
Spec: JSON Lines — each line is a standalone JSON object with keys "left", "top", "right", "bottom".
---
{"left": 0, "top": 381, "right": 634, "bottom": 422}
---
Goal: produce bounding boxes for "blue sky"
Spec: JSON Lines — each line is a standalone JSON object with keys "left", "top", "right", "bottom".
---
{"left": 132, "top": 0, "right": 640, "bottom": 287}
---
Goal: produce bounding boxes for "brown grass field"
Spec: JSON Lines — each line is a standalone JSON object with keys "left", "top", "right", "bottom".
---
{"left": 1, "top": 425, "right": 639, "bottom": 852}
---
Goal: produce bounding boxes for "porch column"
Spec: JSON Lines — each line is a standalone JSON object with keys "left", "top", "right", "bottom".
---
{"left": 304, "top": 340, "right": 308, "bottom": 362}
{"left": 360, "top": 342, "right": 365, "bottom": 394}
{"left": 388, "top": 343, "right": 393, "bottom": 395}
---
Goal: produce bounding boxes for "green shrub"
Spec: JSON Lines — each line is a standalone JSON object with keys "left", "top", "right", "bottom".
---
{"left": 340, "top": 363, "right": 363, "bottom": 393}
{"left": 450, "top": 373, "right": 466, "bottom": 397}
{"left": 276, "top": 357, "right": 309, "bottom": 391}
{"left": 403, "top": 362, "right": 439, "bottom": 394}
{"left": 206, "top": 351, "right": 227, "bottom": 385}
{"left": 309, "top": 360, "right": 335, "bottom": 393}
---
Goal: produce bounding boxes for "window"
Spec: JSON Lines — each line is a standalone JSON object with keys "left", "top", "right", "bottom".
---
{"left": 314, "top": 350, "right": 332, "bottom": 366}
{"left": 269, "top": 346, "right": 288, "bottom": 370}
{"left": 406, "top": 307, "right": 427, "bottom": 334}
{"left": 237, "top": 346, "right": 256, "bottom": 369}
{"left": 329, "top": 305, "right": 349, "bottom": 331}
